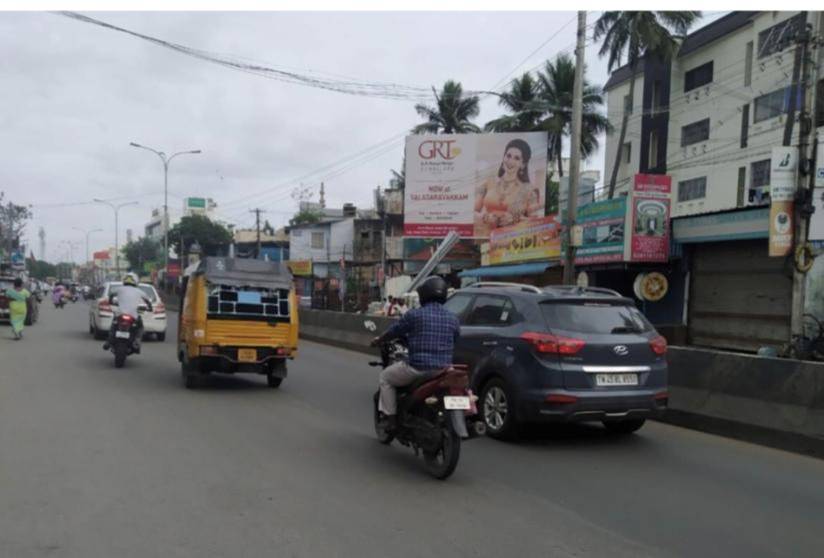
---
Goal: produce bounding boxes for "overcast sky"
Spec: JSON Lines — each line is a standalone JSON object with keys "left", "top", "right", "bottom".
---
{"left": 1, "top": 10, "right": 723, "bottom": 262}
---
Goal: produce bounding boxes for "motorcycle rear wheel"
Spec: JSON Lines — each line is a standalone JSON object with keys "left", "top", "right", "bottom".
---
{"left": 423, "top": 426, "right": 461, "bottom": 480}
{"left": 114, "top": 343, "right": 127, "bottom": 368}
{"left": 373, "top": 392, "right": 394, "bottom": 445}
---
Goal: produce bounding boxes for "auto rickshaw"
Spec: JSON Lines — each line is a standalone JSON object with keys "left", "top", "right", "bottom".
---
{"left": 177, "top": 257, "right": 298, "bottom": 389}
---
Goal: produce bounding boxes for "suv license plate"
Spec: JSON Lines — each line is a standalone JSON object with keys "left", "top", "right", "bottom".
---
{"left": 595, "top": 373, "right": 638, "bottom": 387}
{"left": 237, "top": 348, "right": 257, "bottom": 363}
{"left": 115, "top": 331, "right": 131, "bottom": 339}
{"left": 443, "top": 396, "right": 471, "bottom": 410}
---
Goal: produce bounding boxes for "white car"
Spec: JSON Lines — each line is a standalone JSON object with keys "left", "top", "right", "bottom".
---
{"left": 89, "top": 282, "right": 167, "bottom": 341}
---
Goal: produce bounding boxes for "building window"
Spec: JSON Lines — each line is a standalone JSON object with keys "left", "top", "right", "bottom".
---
{"left": 623, "top": 142, "right": 631, "bottom": 164}
{"left": 754, "top": 87, "right": 790, "bottom": 123}
{"left": 360, "top": 231, "right": 370, "bottom": 240}
{"left": 681, "top": 118, "right": 710, "bottom": 146}
{"left": 740, "top": 104, "right": 750, "bottom": 148}
{"left": 817, "top": 79, "right": 824, "bottom": 127}
{"left": 758, "top": 14, "right": 805, "bottom": 59}
{"left": 624, "top": 94, "right": 633, "bottom": 115}
{"left": 678, "top": 177, "right": 707, "bottom": 202}
{"left": 684, "top": 61, "right": 714, "bottom": 92}
{"left": 651, "top": 80, "right": 663, "bottom": 112}
{"left": 648, "top": 129, "right": 659, "bottom": 169}
{"left": 737, "top": 167, "right": 746, "bottom": 207}
{"left": 744, "top": 41, "right": 753, "bottom": 86}
{"left": 750, "top": 159, "right": 771, "bottom": 205}
{"left": 311, "top": 232, "right": 325, "bottom": 250}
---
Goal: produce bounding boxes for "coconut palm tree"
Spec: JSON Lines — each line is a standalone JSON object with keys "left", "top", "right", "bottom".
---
{"left": 484, "top": 73, "right": 543, "bottom": 133}
{"left": 594, "top": 11, "right": 701, "bottom": 198}
{"left": 535, "top": 53, "right": 610, "bottom": 180}
{"left": 413, "top": 80, "right": 481, "bottom": 134}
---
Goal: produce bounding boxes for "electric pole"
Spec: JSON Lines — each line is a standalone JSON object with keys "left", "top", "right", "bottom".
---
{"left": 563, "top": 10, "right": 587, "bottom": 285}
{"left": 250, "top": 208, "right": 266, "bottom": 258}
{"left": 789, "top": 12, "right": 819, "bottom": 340}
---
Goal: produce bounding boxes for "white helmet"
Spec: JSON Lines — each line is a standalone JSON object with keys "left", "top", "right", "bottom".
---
{"left": 122, "top": 272, "right": 139, "bottom": 286}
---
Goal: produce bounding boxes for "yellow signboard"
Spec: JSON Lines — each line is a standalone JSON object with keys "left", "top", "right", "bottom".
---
{"left": 287, "top": 260, "right": 312, "bottom": 276}
{"left": 488, "top": 216, "right": 561, "bottom": 265}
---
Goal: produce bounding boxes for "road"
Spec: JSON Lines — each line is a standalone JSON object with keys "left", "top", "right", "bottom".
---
{"left": 1, "top": 302, "right": 823, "bottom": 558}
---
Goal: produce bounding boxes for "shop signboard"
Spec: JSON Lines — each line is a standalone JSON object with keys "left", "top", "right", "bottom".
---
{"left": 488, "top": 216, "right": 561, "bottom": 265}
{"left": 287, "top": 260, "right": 312, "bottom": 277}
{"left": 404, "top": 132, "right": 548, "bottom": 238}
{"left": 768, "top": 146, "right": 797, "bottom": 257}
{"left": 574, "top": 197, "right": 627, "bottom": 265}
{"left": 627, "top": 174, "right": 671, "bottom": 262}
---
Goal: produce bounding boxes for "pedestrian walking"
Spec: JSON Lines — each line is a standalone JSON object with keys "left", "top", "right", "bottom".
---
{"left": 5, "top": 278, "right": 31, "bottom": 340}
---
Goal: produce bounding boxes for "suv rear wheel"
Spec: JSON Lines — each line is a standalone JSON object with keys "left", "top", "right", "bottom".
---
{"left": 481, "top": 378, "right": 518, "bottom": 440}
{"left": 603, "top": 418, "right": 646, "bottom": 435}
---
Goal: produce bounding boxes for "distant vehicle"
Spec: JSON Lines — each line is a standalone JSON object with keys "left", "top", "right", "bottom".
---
{"left": 442, "top": 282, "right": 669, "bottom": 439}
{"left": 0, "top": 276, "right": 14, "bottom": 323}
{"left": 89, "top": 281, "right": 166, "bottom": 341}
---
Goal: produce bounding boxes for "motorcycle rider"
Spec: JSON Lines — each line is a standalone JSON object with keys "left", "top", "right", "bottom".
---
{"left": 103, "top": 273, "right": 153, "bottom": 353}
{"left": 370, "top": 276, "right": 460, "bottom": 432}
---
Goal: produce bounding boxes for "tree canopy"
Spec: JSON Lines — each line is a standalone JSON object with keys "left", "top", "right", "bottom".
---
{"left": 167, "top": 215, "right": 232, "bottom": 257}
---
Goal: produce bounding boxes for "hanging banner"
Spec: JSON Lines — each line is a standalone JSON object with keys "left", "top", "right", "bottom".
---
{"left": 286, "top": 260, "right": 312, "bottom": 277}
{"left": 403, "top": 132, "right": 548, "bottom": 238}
{"left": 769, "top": 146, "right": 797, "bottom": 256}
{"left": 488, "top": 216, "right": 561, "bottom": 265}
{"left": 814, "top": 141, "right": 824, "bottom": 188}
{"left": 628, "top": 174, "right": 672, "bottom": 262}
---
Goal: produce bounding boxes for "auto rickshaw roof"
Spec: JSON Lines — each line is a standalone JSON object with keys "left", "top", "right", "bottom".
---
{"left": 186, "top": 257, "right": 292, "bottom": 290}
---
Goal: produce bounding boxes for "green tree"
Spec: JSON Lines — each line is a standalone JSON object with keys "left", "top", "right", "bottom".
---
{"left": 168, "top": 215, "right": 232, "bottom": 257}
{"left": 26, "top": 258, "right": 57, "bottom": 280}
{"left": 413, "top": 80, "right": 481, "bottom": 134}
{"left": 0, "top": 192, "right": 32, "bottom": 255}
{"left": 122, "top": 236, "right": 161, "bottom": 273}
{"left": 594, "top": 10, "right": 700, "bottom": 198}
{"left": 484, "top": 73, "right": 544, "bottom": 132}
{"left": 535, "top": 53, "right": 610, "bottom": 180}
{"left": 289, "top": 209, "right": 322, "bottom": 227}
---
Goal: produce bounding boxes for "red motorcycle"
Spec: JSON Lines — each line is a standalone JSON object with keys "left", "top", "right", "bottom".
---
{"left": 371, "top": 339, "right": 485, "bottom": 480}
{"left": 109, "top": 312, "right": 142, "bottom": 368}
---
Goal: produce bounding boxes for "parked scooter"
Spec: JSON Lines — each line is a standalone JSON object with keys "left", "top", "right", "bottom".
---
{"left": 370, "top": 337, "right": 485, "bottom": 480}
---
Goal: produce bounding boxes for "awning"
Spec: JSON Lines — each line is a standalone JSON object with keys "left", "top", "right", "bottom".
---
{"left": 458, "top": 261, "right": 557, "bottom": 278}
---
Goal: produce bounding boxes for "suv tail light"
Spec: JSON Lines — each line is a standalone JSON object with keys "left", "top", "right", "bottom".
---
{"left": 521, "top": 332, "right": 585, "bottom": 356}
{"left": 649, "top": 335, "right": 668, "bottom": 356}
{"left": 98, "top": 298, "right": 112, "bottom": 313}
{"left": 154, "top": 302, "right": 166, "bottom": 314}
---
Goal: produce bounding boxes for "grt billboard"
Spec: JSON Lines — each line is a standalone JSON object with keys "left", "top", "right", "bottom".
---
{"left": 403, "top": 132, "right": 548, "bottom": 238}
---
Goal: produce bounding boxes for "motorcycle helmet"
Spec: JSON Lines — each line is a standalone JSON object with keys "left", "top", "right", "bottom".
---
{"left": 122, "top": 272, "right": 138, "bottom": 286}
{"left": 416, "top": 276, "right": 448, "bottom": 305}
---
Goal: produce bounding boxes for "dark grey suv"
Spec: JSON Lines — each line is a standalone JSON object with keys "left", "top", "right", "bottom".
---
{"left": 443, "top": 282, "right": 668, "bottom": 439}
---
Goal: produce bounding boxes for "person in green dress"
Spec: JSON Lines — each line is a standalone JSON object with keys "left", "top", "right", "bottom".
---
{"left": 5, "top": 278, "right": 31, "bottom": 340}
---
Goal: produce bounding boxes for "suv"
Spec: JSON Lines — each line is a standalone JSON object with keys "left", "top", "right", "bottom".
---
{"left": 443, "top": 282, "right": 668, "bottom": 439}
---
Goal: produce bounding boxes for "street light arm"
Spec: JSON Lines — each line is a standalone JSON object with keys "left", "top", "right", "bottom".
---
{"left": 167, "top": 149, "right": 202, "bottom": 164}
{"left": 130, "top": 142, "right": 166, "bottom": 161}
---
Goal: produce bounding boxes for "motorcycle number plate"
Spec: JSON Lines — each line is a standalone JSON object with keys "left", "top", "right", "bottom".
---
{"left": 237, "top": 348, "right": 257, "bottom": 362}
{"left": 115, "top": 331, "right": 131, "bottom": 339}
{"left": 443, "top": 396, "right": 471, "bottom": 410}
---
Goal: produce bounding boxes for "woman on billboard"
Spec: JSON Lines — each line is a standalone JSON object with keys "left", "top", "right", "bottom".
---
{"left": 474, "top": 138, "right": 534, "bottom": 236}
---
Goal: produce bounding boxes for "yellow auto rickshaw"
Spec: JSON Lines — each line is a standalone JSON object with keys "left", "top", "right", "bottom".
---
{"left": 177, "top": 257, "right": 298, "bottom": 389}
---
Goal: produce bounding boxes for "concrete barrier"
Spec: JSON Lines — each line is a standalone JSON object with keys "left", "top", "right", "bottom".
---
{"left": 299, "top": 309, "right": 824, "bottom": 457}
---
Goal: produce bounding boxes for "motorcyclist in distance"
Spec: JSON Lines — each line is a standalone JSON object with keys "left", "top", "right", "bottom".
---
{"left": 371, "top": 276, "right": 460, "bottom": 432}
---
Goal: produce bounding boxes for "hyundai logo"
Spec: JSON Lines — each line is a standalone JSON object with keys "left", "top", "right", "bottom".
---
{"left": 613, "top": 345, "right": 629, "bottom": 356}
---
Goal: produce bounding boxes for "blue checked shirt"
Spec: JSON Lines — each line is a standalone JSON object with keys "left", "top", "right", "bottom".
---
{"left": 383, "top": 302, "right": 460, "bottom": 370}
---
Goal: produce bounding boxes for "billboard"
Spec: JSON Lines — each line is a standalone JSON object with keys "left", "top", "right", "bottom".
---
{"left": 769, "top": 146, "right": 797, "bottom": 257}
{"left": 404, "top": 132, "right": 548, "bottom": 238}
{"left": 574, "top": 197, "right": 627, "bottom": 265}
{"left": 488, "top": 216, "right": 561, "bottom": 265}
{"left": 287, "top": 260, "right": 312, "bottom": 276}
{"left": 628, "top": 174, "right": 671, "bottom": 262}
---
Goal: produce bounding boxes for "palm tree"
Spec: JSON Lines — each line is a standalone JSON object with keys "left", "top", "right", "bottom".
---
{"left": 413, "top": 80, "right": 481, "bottom": 134}
{"left": 594, "top": 11, "right": 701, "bottom": 198}
{"left": 484, "top": 73, "right": 543, "bottom": 132}
{"left": 535, "top": 53, "right": 610, "bottom": 180}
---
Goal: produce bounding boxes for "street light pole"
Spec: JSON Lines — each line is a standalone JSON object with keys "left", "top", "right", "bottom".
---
{"left": 73, "top": 227, "right": 103, "bottom": 264}
{"left": 129, "top": 142, "right": 202, "bottom": 280}
{"left": 94, "top": 199, "right": 138, "bottom": 277}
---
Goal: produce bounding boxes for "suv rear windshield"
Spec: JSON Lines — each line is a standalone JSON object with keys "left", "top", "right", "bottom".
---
{"left": 540, "top": 302, "right": 652, "bottom": 334}
{"left": 109, "top": 284, "right": 157, "bottom": 301}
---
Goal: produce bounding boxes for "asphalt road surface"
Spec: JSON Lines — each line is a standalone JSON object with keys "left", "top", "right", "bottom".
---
{"left": 2, "top": 302, "right": 823, "bottom": 558}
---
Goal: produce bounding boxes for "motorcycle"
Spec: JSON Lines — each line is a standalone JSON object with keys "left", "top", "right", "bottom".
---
{"left": 109, "top": 312, "right": 142, "bottom": 368}
{"left": 370, "top": 337, "right": 485, "bottom": 480}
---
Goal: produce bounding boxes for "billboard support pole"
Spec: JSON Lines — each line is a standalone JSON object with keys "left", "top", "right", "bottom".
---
{"left": 405, "top": 230, "right": 460, "bottom": 294}
{"left": 564, "top": 10, "right": 587, "bottom": 285}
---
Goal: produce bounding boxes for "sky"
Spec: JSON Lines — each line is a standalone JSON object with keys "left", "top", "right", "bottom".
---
{"left": 0, "top": 10, "right": 725, "bottom": 263}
